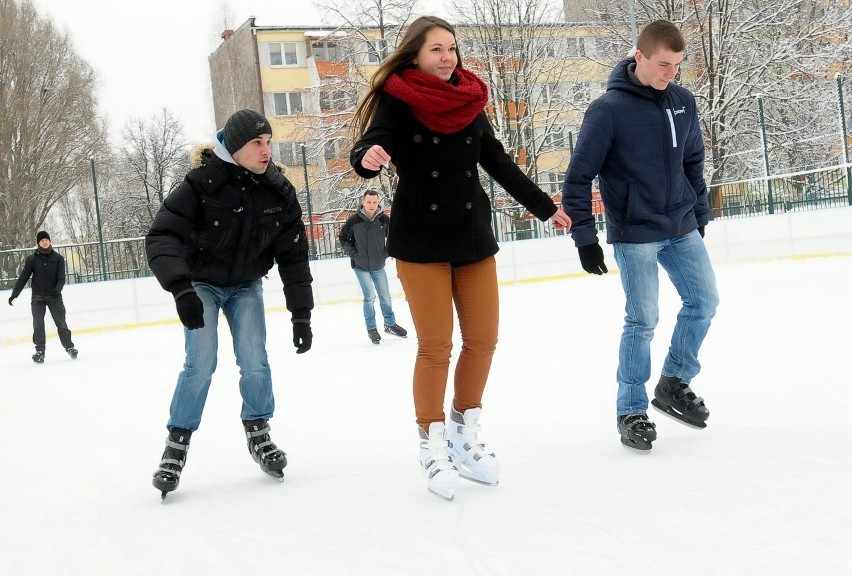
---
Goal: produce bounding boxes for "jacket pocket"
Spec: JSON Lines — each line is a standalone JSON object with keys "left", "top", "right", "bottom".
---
{"left": 197, "top": 197, "right": 241, "bottom": 252}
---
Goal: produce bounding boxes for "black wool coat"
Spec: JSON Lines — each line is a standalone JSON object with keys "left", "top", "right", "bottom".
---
{"left": 145, "top": 146, "right": 313, "bottom": 314}
{"left": 350, "top": 94, "right": 557, "bottom": 264}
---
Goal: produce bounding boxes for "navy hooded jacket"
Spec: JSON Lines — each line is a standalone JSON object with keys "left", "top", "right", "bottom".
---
{"left": 562, "top": 58, "right": 709, "bottom": 247}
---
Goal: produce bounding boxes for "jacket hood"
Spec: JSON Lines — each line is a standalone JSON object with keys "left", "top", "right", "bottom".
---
{"left": 188, "top": 131, "right": 286, "bottom": 173}
{"left": 607, "top": 58, "right": 668, "bottom": 102}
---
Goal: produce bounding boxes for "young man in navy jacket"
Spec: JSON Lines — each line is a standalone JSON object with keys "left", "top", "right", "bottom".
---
{"left": 562, "top": 20, "right": 719, "bottom": 452}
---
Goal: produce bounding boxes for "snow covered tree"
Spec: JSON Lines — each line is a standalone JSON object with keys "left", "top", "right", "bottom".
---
{"left": 0, "top": 0, "right": 106, "bottom": 251}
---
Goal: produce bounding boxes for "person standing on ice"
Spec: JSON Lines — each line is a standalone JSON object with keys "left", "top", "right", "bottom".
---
{"left": 350, "top": 16, "right": 571, "bottom": 500}
{"left": 8, "top": 230, "right": 78, "bottom": 363}
{"left": 561, "top": 20, "right": 719, "bottom": 452}
{"left": 338, "top": 189, "right": 408, "bottom": 345}
{"left": 145, "top": 109, "right": 314, "bottom": 498}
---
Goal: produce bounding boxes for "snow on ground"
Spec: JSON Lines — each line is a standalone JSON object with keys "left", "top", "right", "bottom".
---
{"left": 1, "top": 254, "right": 850, "bottom": 575}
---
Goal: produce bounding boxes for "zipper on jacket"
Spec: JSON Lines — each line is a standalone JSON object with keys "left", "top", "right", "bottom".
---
{"left": 665, "top": 109, "right": 677, "bottom": 148}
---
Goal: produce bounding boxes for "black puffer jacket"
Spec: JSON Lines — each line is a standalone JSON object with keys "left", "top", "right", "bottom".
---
{"left": 145, "top": 143, "right": 313, "bottom": 314}
{"left": 11, "top": 249, "right": 66, "bottom": 300}
{"left": 339, "top": 208, "right": 390, "bottom": 272}
{"left": 350, "top": 94, "right": 557, "bottom": 264}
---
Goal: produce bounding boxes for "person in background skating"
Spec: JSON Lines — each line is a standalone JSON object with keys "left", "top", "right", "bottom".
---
{"left": 145, "top": 109, "right": 314, "bottom": 499}
{"left": 561, "top": 20, "right": 719, "bottom": 452}
{"left": 339, "top": 189, "right": 408, "bottom": 345}
{"left": 8, "top": 231, "right": 78, "bottom": 363}
{"left": 350, "top": 16, "right": 571, "bottom": 500}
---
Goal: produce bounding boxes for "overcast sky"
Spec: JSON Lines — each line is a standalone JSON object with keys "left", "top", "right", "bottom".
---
{"left": 31, "top": 0, "right": 447, "bottom": 145}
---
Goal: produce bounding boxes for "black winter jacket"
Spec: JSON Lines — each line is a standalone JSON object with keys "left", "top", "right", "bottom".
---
{"left": 145, "top": 143, "right": 314, "bottom": 315}
{"left": 350, "top": 94, "right": 557, "bottom": 263}
{"left": 11, "top": 249, "right": 66, "bottom": 300}
{"left": 339, "top": 209, "right": 390, "bottom": 272}
{"left": 562, "top": 58, "right": 709, "bottom": 247}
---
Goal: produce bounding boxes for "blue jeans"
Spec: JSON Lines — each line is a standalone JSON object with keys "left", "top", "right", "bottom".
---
{"left": 354, "top": 267, "right": 395, "bottom": 330}
{"left": 167, "top": 279, "right": 274, "bottom": 431}
{"left": 613, "top": 230, "right": 719, "bottom": 416}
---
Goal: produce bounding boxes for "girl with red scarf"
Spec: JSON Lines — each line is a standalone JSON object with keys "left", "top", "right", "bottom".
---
{"left": 350, "top": 16, "right": 571, "bottom": 501}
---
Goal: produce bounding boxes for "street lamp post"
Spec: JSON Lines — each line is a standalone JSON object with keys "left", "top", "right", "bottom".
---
{"left": 90, "top": 157, "right": 108, "bottom": 281}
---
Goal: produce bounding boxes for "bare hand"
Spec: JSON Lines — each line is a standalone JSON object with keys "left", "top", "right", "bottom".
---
{"left": 550, "top": 206, "right": 572, "bottom": 231}
{"left": 361, "top": 145, "right": 391, "bottom": 171}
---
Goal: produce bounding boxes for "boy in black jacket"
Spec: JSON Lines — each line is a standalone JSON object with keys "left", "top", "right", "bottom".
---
{"left": 8, "top": 230, "right": 77, "bottom": 363}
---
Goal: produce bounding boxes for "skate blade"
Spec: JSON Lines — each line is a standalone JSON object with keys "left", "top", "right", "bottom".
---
{"left": 651, "top": 399, "right": 707, "bottom": 429}
{"left": 263, "top": 469, "right": 285, "bottom": 483}
{"left": 458, "top": 472, "right": 499, "bottom": 486}
{"left": 427, "top": 486, "right": 455, "bottom": 501}
{"left": 620, "top": 440, "right": 652, "bottom": 454}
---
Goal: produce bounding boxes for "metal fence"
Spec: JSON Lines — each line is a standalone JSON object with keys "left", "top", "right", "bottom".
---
{"left": 1, "top": 162, "right": 850, "bottom": 290}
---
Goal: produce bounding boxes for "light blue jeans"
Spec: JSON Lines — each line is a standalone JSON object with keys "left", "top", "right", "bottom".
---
{"left": 167, "top": 279, "right": 274, "bottom": 431}
{"left": 613, "top": 230, "right": 719, "bottom": 416}
{"left": 354, "top": 267, "right": 395, "bottom": 330}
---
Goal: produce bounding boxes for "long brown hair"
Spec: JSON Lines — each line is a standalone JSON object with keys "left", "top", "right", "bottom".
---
{"left": 351, "top": 16, "right": 464, "bottom": 140}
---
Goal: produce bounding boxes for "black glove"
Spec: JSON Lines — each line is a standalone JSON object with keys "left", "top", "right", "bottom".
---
{"left": 291, "top": 308, "right": 312, "bottom": 353}
{"left": 578, "top": 242, "right": 608, "bottom": 275}
{"left": 292, "top": 321, "right": 312, "bottom": 353}
{"left": 698, "top": 226, "right": 705, "bottom": 238}
{"left": 8, "top": 296, "right": 14, "bottom": 306}
{"left": 175, "top": 292, "right": 205, "bottom": 330}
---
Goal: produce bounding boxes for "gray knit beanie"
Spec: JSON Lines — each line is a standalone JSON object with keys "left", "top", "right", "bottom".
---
{"left": 222, "top": 109, "right": 273, "bottom": 154}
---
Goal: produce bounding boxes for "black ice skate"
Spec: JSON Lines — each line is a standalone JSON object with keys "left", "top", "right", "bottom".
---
{"left": 367, "top": 328, "right": 381, "bottom": 345}
{"left": 32, "top": 350, "right": 45, "bottom": 363}
{"left": 152, "top": 427, "right": 192, "bottom": 502}
{"left": 617, "top": 413, "right": 657, "bottom": 453}
{"left": 651, "top": 376, "right": 710, "bottom": 429}
{"left": 243, "top": 419, "right": 287, "bottom": 481}
{"left": 66, "top": 347, "right": 78, "bottom": 359}
{"left": 384, "top": 324, "right": 408, "bottom": 338}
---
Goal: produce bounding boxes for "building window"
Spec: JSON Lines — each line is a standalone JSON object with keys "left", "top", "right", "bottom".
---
{"left": 277, "top": 142, "right": 305, "bottom": 165}
{"left": 367, "top": 39, "right": 388, "bottom": 63}
{"left": 541, "top": 125, "right": 566, "bottom": 151}
{"left": 270, "top": 42, "right": 298, "bottom": 66}
{"left": 565, "top": 37, "right": 586, "bottom": 58}
{"left": 273, "top": 92, "right": 303, "bottom": 116}
{"left": 320, "top": 89, "right": 355, "bottom": 111}
{"left": 541, "top": 82, "right": 561, "bottom": 104}
{"left": 312, "top": 41, "right": 340, "bottom": 61}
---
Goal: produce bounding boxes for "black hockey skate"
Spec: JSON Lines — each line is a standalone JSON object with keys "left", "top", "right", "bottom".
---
{"left": 384, "top": 324, "right": 408, "bottom": 338}
{"left": 243, "top": 419, "right": 287, "bottom": 482}
{"left": 367, "top": 328, "right": 381, "bottom": 344}
{"left": 152, "top": 427, "right": 192, "bottom": 501}
{"left": 32, "top": 351, "right": 45, "bottom": 363}
{"left": 651, "top": 376, "right": 709, "bottom": 429}
{"left": 618, "top": 413, "right": 657, "bottom": 453}
{"left": 66, "top": 347, "right": 78, "bottom": 359}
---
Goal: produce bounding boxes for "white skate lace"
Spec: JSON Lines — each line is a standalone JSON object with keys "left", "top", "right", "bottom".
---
{"left": 420, "top": 436, "right": 455, "bottom": 479}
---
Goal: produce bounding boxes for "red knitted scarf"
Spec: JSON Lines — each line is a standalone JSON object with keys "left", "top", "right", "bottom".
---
{"left": 383, "top": 67, "right": 489, "bottom": 134}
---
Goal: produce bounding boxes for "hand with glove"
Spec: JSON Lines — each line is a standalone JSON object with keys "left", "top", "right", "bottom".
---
{"left": 291, "top": 309, "right": 312, "bottom": 354}
{"left": 578, "top": 242, "right": 608, "bottom": 275}
{"left": 174, "top": 291, "right": 205, "bottom": 330}
{"left": 8, "top": 296, "right": 14, "bottom": 306}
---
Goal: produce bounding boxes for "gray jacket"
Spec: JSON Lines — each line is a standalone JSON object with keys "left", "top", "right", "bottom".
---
{"left": 339, "top": 208, "right": 390, "bottom": 271}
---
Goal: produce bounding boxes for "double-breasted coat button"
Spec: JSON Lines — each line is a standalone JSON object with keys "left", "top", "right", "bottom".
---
{"left": 208, "top": 179, "right": 213, "bottom": 184}
{"left": 429, "top": 204, "right": 438, "bottom": 211}
{"left": 413, "top": 134, "right": 423, "bottom": 143}
{"left": 214, "top": 221, "right": 219, "bottom": 226}
{"left": 465, "top": 137, "right": 473, "bottom": 144}
{"left": 465, "top": 170, "right": 472, "bottom": 177}
{"left": 432, "top": 136, "right": 440, "bottom": 144}
{"left": 430, "top": 170, "right": 439, "bottom": 178}
{"left": 465, "top": 202, "right": 472, "bottom": 209}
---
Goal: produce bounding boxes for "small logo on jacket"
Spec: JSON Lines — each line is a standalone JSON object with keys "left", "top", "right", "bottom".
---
{"left": 672, "top": 106, "right": 686, "bottom": 115}
{"left": 262, "top": 207, "right": 283, "bottom": 214}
